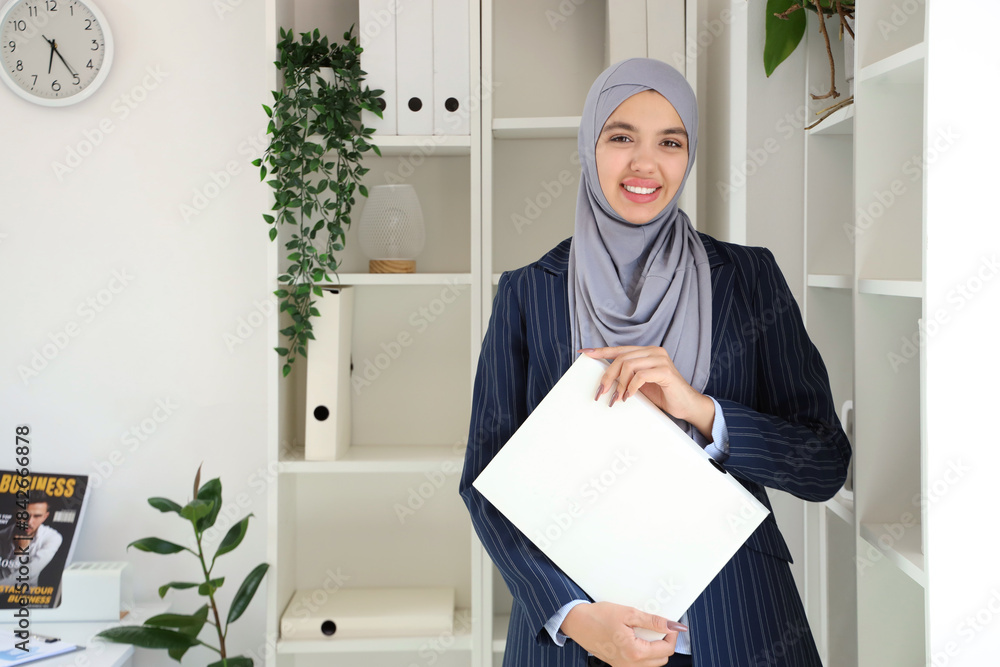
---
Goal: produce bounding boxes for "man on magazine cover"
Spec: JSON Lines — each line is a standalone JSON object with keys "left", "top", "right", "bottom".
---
{"left": 0, "top": 494, "right": 64, "bottom": 589}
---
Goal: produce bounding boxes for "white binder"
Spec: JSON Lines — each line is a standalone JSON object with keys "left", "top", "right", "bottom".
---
{"left": 432, "top": 0, "right": 470, "bottom": 135}
{"left": 280, "top": 587, "right": 455, "bottom": 639}
{"left": 473, "top": 355, "right": 769, "bottom": 639}
{"left": 395, "top": 0, "right": 434, "bottom": 135}
{"left": 304, "top": 287, "right": 353, "bottom": 460}
{"left": 359, "top": 0, "right": 397, "bottom": 135}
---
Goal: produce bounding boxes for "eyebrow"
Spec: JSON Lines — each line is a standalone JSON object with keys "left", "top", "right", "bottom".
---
{"left": 601, "top": 121, "right": 687, "bottom": 139}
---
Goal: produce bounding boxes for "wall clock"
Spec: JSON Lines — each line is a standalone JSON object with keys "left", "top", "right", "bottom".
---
{"left": 0, "top": 0, "right": 113, "bottom": 106}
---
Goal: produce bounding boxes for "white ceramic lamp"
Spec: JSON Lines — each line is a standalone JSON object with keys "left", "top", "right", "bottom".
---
{"left": 358, "top": 184, "right": 426, "bottom": 273}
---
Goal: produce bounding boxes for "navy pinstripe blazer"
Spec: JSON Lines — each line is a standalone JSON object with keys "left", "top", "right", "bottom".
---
{"left": 460, "top": 234, "right": 851, "bottom": 667}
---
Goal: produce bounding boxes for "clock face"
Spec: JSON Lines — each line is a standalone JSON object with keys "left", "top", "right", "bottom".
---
{"left": 0, "top": 0, "right": 113, "bottom": 106}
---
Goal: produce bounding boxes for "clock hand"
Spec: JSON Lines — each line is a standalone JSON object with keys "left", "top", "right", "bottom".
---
{"left": 52, "top": 44, "right": 78, "bottom": 78}
{"left": 42, "top": 34, "right": 55, "bottom": 74}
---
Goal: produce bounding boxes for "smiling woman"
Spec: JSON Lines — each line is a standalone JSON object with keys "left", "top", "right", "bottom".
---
{"left": 461, "top": 57, "right": 851, "bottom": 667}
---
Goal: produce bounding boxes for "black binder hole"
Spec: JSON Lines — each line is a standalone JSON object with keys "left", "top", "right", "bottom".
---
{"left": 313, "top": 405, "right": 330, "bottom": 421}
{"left": 408, "top": 97, "right": 423, "bottom": 112}
{"left": 445, "top": 97, "right": 459, "bottom": 112}
{"left": 377, "top": 97, "right": 386, "bottom": 112}
{"left": 321, "top": 620, "right": 337, "bottom": 636}
{"left": 709, "top": 458, "right": 726, "bottom": 474}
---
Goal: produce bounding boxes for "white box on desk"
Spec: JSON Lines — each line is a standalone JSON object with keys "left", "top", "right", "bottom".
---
{"left": 0, "top": 562, "right": 133, "bottom": 623}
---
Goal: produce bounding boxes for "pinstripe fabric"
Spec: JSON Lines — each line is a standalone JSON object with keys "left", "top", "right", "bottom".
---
{"left": 460, "top": 235, "right": 851, "bottom": 667}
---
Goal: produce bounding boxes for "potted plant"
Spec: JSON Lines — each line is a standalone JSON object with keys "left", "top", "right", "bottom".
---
{"left": 96, "top": 466, "right": 268, "bottom": 667}
{"left": 764, "top": 0, "right": 855, "bottom": 128}
{"left": 253, "top": 27, "right": 383, "bottom": 377}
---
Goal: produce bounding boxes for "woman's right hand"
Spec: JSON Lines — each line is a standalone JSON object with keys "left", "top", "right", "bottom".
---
{"left": 561, "top": 601, "right": 682, "bottom": 666}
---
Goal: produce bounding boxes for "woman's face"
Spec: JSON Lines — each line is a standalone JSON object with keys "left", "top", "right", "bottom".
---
{"left": 595, "top": 90, "right": 689, "bottom": 225}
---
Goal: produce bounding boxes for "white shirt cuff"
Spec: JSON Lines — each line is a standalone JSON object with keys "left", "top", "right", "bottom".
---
{"left": 544, "top": 600, "right": 589, "bottom": 646}
{"left": 700, "top": 396, "right": 730, "bottom": 462}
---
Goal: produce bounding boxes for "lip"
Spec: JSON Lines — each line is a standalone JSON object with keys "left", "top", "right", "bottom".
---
{"left": 622, "top": 178, "right": 660, "bottom": 189}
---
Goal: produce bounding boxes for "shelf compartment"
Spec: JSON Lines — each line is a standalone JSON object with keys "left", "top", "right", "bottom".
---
{"left": 854, "top": 294, "right": 922, "bottom": 565}
{"left": 856, "top": 1, "right": 925, "bottom": 72}
{"left": 492, "top": 0, "right": 605, "bottom": 118}
{"left": 859, "top": 522, "right": 924, "bottom": 586}
{"left": 280, "top": 444, "right": 464, "bottom": 474}
{"left": 804, "top": 286, "right": 853, "bottom": 425}
{"left": 491, "top": 137, "right": 578, "bottom": 273}
{"left": 858, "top": 279, "right": 922, "bottom": 298}
{"left": 492, "top": 116, "right": 580, "bottom": 139}
{"left": 856, "top": 540, "right": 926, "bottom": 665}
{"left": 807, "top": 274, "right": 852, "bottom": 290}
{"left": 372, "top": 135, "right": 472, "bottom": 157}
{"left": 276, "top": 608, "right": 473, "bottom": 654}
{"left": 492, "top": 614, "right": 510, "bottom": 653}
{"left": 824, "top": 505, "right": 858, "bottom": 666}
{"left": 805, "top": 131, "right": 853, "bottom": 276}
{"left": 854, "top": 68, "right": 923, "bottom": 283}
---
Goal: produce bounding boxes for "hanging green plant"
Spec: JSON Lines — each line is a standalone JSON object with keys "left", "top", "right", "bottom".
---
{"left": 253, "top": 26, "right": 382, "bottom": 377}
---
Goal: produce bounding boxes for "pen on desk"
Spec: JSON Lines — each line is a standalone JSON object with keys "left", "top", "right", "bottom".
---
{"left": 29, "top": 633, "right": 61, "bottom": 643}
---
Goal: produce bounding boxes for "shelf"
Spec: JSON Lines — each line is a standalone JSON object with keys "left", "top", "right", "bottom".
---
{"left": 277, "top": 608, "right": 474, "bottom": 654}
{"left": 825, "top": 494, "right": 855, "bottom": 525}
{"left": 808, "top": 274, "right": 852, "bottom": 290}
{"left": 860, "top": 522, "right": 925, "bottom": 587}
{"left": 807, "top": 105, "right": 855, "bottom": 136}
{"left": 493, "top": 614, "right": 510, "bottom": 652}
{"left": 857, "top": 279, "right": 922, "bottom": 298}
{"left": 313, "top": 273, "right": 474, "bottom": 286}
{"left": 859, "top": 42, "right": 925, "bottom": 85}
{"left": 492, "top": 116, "right": 581, "bottom": 139}
{"left": 280, "top": 444, "right": 464, "bottom": 473}
{"left": 371, "top": 134, "right": 472, "bottom": 156}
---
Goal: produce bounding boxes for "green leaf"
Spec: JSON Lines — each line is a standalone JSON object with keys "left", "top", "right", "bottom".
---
{"left": 158, "top": 581, "right": 199, "bottom": 598}
{"left": 227, "top": 563, "right": 270, "bottom": 625}
{"left": 283, "top": 363, "right": 291, "bottom": 377}
{"left": 196, "top": 477, "right": 223, "bottom": 531}
{"left": 263, "top": 104, "right": 273, "bottom": 117}
{"left": 148, "top": 497, "right": 183, "bottom": 514}
{"left": 96, "top": 626, "right": 200, "bottom": 651}
{"left": 764, "top": 0, "right": 807, "bottom": 77}
{"left": 168, "top": 605, "right": 209, "bottom": 661}
{"left": 208, "top": 657, "right": 254, "bottom": 667}
{"left": 274, "top": 347, "right": 289, "bottom": 356}
{"left": 269, "top": 227, "right": 278, "bottom": 242}
{"left": 198, "top": 577, "right": 225, "bottom": 596}
{"left": 144, "top": 611, "right": 209, "bottom": 629}
{"left": 213, "top": 515, "right": 254, "bottom": 562}
{"left": 180, "top": 498, "right": 214, "bottom": 523}
{"left": 128, "top": 537, "right": 188, "bottom": 555}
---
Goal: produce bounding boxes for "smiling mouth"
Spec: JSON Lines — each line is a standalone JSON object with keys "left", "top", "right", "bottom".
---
{"left": 623, "top": 184, "right": 658, "bottom": 195}
{"left": 620, "top": 183, "right": 661, "bottom": 203}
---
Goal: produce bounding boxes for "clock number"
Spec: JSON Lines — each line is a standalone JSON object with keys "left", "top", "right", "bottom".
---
{"left": 27, "top": 6, "right": 37, "bottom": 17}
{"left": 84, "top": 19, "right": 92, "bottom": 30}
{"left": 45, "top": 0, "right": 57, "bottom": 11}
{"left": 15, "top": 59, "right": 23, "bottom": 71}
{"left": 90, "top": 39, "right": 98, "bottom": 50}
{"left": 86, "top": 59, "right": 93, "bottom": 69}
{"left": 72, "top": 72, "right": 79, "bottom": 85}
{"left": 30, "top": 74, "right": 37, "bottom": 86}
{"left": 51, "top": 79, "right": 60, "bottom": 91}
{"left": 12, "top": 19, "right": 27, "bottom": 31}
{"left": 7, "top": 41, "right": 14, "bottom": 53}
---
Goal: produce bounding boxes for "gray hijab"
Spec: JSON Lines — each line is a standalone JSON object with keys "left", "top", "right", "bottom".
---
{"left": 568, "top": 58, "right": 712, "bottom": 394}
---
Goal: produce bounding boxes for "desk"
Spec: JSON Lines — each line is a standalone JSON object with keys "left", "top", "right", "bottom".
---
{"left": 1, "top": 603, "right": 169, "bottom": 667}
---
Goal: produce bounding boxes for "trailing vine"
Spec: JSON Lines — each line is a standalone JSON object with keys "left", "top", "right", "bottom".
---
{"left": 254, "top": 26, "right": 382, "bottom": 377}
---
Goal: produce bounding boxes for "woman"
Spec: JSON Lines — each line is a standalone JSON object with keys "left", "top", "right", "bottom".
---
{"left": 460, "top": 58, "right": 850, "bottom": 667}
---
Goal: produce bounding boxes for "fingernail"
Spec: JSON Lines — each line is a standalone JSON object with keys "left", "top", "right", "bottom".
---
{"left": 609, "top": 390, "right": 619, "bottom": 407}
{"left": 621, "top": 391, "right": 628, "bottom": 403}
{"left": 579, "top": 348, "right": 595, "bottom": 353}
{"left": 594, "top": 384, "right": 604, "bottom": 401}
{"left": 667, "top": 621, "right": 689, "bottom": 632}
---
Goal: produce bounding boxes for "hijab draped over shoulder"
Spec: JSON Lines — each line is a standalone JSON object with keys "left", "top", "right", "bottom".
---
{"left": 568, "top": 58, "right": 712, "bottom": 394}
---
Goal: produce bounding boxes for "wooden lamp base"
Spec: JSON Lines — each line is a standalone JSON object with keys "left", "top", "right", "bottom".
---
{"left": 369, "top": 259, "right": 416, "bottom": 273}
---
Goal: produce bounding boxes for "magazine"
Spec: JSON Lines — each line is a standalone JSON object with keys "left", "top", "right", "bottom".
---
{"left": 0, "top": 472, "right": 91, "bottom": 609}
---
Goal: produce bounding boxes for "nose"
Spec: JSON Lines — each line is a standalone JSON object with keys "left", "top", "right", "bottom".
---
{"left": 630, "top": 143, "right": 656, "bottom": 173}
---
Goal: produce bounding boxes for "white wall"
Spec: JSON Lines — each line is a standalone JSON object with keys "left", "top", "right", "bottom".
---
{"left": 0, "top": 0, "right": 272, "bottom": 664}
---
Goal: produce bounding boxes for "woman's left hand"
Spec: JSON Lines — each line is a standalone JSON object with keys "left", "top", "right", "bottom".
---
{"left": 581, "top": 346, "right": 715, "bottom": 440}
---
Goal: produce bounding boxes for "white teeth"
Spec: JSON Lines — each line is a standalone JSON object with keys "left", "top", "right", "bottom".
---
{"left": 624, "top": 185, "right": 657, "bottom": 195}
